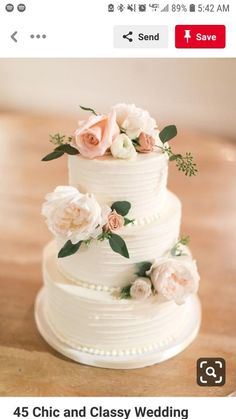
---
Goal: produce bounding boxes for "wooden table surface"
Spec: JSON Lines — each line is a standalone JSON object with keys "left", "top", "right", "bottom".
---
{"left": 0, "top": 111, "right": 235, "bottom": 397}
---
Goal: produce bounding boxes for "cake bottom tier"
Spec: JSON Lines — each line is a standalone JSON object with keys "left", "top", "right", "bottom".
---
{"left": 35, "top": 244, "right": 201, "bottom": 369}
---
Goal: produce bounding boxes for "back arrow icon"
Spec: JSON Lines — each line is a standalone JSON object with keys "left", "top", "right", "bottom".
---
{"left": 11, "top": 31, "right": 18, "bottom": 43}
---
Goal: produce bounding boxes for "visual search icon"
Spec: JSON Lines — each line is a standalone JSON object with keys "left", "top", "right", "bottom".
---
{"left": 197, "top": 358, "right": 226, "bottom": 386}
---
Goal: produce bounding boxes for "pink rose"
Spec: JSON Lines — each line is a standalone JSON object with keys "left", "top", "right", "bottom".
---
{"left": 136, "top": 132, "right": 155, "bottom": 153}
{"left": 105, "top": 210, "right": 124, "bottom": 232}
{"left": 74, "top": 110, "right": 119, "bottom": 159}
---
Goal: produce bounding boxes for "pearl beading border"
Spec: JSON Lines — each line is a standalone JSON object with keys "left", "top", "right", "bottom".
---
{"left": 125, "top": 211, "right": 161, "bottom": 228}
{"left": 46, "top": 310, "right": 175, "bottom": 357}
{"left": 57, "top": 263, "right": 120, "bottom": 293}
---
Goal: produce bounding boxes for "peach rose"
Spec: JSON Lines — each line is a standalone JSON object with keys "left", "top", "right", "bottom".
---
{"left": 136, "top": 132, "right": 155, "bottom": 153}
{"left": 105, "top": 210, "right": 124, "bottom": 232}
{"left": 148, "top": 258, "right": 200, "bottom": 305}
{"left": 74, "top": 110, "right": 119, "bottom": 159}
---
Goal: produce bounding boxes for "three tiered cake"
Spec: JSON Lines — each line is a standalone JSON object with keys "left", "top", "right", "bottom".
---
{"left": 35, "top": 104, "right": 201, "bottom": 368}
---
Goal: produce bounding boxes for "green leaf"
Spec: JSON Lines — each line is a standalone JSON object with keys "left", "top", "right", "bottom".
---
{"left": 109, "top": 234, "right": 130, "bottom": 259}
{"left": 120, "top": 285, "right": 132, "bottom": 299}
{"left": 159, "top": 125, "right": 177, "bottom": 144}
{"left": 80, "top": 105, "right": 97, "bottom": 116}
{"left": 41, "top": 149, "right": 65, "bottom": 161}
{"left": 136, "top": 261, "right": 152, "bottom": 277}
{"left": 58, "top": 240, "right": 83, "bottom": 258}
{"left": 111, "top": 201, "right": 131, "bottom": 216}
{"left": 124, "top": 217, "right": 135, "bottom": 226}
{"left": 60, "top": 144, "right": 79, "bottom": 155}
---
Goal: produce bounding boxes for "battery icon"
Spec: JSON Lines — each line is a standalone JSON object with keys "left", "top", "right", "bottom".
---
{"left": 189, "top": 4, "right": 196, "bottom": 12}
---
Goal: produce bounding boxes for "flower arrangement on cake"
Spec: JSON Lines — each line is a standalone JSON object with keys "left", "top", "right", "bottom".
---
{"left": 42, "top": 103, "right": 197, "bottom": 177}
{"left": 120, "top": 236, "right": 200, "bottom": 305}
{"left": 42, "top": 186, "right": 134, "bottom": 259}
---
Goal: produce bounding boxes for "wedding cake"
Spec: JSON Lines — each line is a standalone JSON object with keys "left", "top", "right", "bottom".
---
{"left": 35, "top": 104, "right": 201, "bottom": 369}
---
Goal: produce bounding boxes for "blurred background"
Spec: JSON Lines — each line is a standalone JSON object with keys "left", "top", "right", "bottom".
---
{"left": 0, "top": 58, "right": 235, "bottom": 138}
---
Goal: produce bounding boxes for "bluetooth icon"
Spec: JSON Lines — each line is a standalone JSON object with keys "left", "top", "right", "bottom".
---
{"left": 117, "top": 4, "right": 125, "bottom": 12}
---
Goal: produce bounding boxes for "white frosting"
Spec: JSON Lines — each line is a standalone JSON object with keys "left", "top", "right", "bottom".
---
{"left": 43, "top": 249, "right": 194, "bottom": 353}
{"left": 68, "top": 151, "right": 168, "bottom": 220}
{"left": 56, "top": 191, "right": 181, "bottom": 288}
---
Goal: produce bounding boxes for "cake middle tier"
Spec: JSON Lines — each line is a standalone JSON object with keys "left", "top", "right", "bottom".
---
{"left": 68, "top": 151, "right": 168, "bottom": 220}
{"left": 56, "top": 191, "right": 181, "bottom": 289}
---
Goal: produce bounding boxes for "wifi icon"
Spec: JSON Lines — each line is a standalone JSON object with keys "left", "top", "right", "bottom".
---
{"left": 161, "top": 4, "right": 169, "bottom": 12}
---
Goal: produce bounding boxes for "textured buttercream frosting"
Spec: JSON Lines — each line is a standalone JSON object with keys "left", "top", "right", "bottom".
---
{"left": 68, "top": 151, "right": 168, "bottom": 220}
{"left": 43, "top": 246, "right": 194, "bottom": 353}
{"left": 56, "top": 190, "right": 181, "bottom": 288}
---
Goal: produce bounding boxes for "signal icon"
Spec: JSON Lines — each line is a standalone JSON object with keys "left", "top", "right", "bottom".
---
{"left": 161, "top": 4, "right": 169, "bottom": 12}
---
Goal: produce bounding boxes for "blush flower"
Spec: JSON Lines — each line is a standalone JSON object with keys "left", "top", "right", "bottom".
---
{"left": 148, "top": 258, "right": 200, "bottom": 305}
{"left": 130, "top": 278, "right": 152, "bottom": 300}
{"left": 74, "top": 110, "right": 119, "bottom": 159}
{"left": 42, "top": 186, "right": 110, "bottom": 243}
{"left": 105, "top": 210, "right": 124, "bottom": 232}
{"left": 136, "top": 132, "right": 156, "bottom": 153}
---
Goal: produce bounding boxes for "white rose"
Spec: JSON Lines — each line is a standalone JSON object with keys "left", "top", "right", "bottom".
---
{"left": 130, "top": 278, "right": 152, "bottom": 300}
{"left": 42, "top": 186, "right": 110, "bottom": 243}
{"left": 113, "top": 103, "right": 157, "bottom": 139}
{"left": 149, "top": 257, "right": 200, "bottom": 305}
{"left": 110, "top": 134, "right": 137, "bottom": 160}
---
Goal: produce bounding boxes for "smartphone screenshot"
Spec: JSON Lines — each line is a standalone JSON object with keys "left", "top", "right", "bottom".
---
{"left": 0, "top": 0, "right": 235, "bottom": 417}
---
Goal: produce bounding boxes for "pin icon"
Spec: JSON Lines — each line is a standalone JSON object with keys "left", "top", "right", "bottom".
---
{"left": 184, "top": 29, "right": 191, "bottom": 43}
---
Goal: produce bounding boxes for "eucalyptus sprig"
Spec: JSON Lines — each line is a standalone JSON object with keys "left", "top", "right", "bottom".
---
{"left": 170, "top": 235, "right": 190, "bottom": 257}
{"left": 163, "top": 146, "right": 197, "bottom": 177}
{"left": 158, "top": 125, "right": 198, "bottom": 177}
{"left": 42, "top": 133, "right": 79, "bottom": 161}
{"left": 49, "top": 133, "right": 71, "bottom": 145}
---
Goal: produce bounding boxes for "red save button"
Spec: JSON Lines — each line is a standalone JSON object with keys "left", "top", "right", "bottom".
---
{"left": 175, "top": 25, "right": 226, "bottom": 48}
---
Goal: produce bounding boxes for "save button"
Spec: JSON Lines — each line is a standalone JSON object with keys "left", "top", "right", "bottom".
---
{"left": 175, "top": 25, "right": 226, "bottom": 49}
